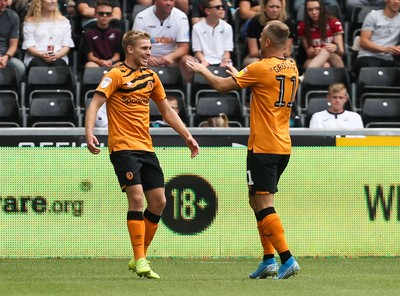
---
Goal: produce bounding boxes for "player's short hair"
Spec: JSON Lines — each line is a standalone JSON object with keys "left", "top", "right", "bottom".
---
{"left": 328, "top": 83, "right": 347, "bottom": 94}
{"left": 122, "top": 30, "right": 151, "bottom": 51}
{"left": 263, "top": 20, "right": 290, "bottom": 46}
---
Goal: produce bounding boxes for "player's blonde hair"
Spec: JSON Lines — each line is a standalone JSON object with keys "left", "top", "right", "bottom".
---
{"left": 263, "top": 20, "right": 290, "bottom": 47}
{"left": 122, "top": 30, "right": 151, "bottom": 52}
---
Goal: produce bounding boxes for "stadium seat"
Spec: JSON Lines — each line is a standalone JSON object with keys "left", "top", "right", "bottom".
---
{"left": 0, "top": 67, "right": 20, "bottom": 93}
{"left": 193, "top": 94, "right": 243, "bottom": 127}
{"left": 190, "top": 66, "right": 245, "bottom": 126}
{"left": 150, "top": 66, "right": 183, "bottom": 88}
{"left": 26, "top": 66, "right": 80, "bottom": 126}
{"left": 149, "top": 99, "right": 161, "bottom": 123}
{"left": 26, "top": 66, "right": 76, "bottom": 104}
{"left": 26, "top": 66, "right": 75, "bottom": 93}
{"left": 81, "top": 67, "right": 111, "bottom": 107}
{"left": 192, "top": 65, "right": 229, "bottom": 87}
{"left": 0, "top": 67, "right": 22, "bottom": 100}
{"left": 0, "top": 92, "right": 22, "bottom": 127}
{"left": 28, "top": 93, "right": 77, "bottom": 127}
{"left": 150, "top": 66, "right": 189, "bottom": 123}
{"left": 0, "top": 67, "right": 24, "bottom": 127}
{"left": 361, "top": 96, "right": 400, "bottom": 128}
{"left": 150, "top": 66, "right": 185, "bottom": 99}
{"left": 304, "top": 97, "right": 330, "bottom": 128}
{"left": 353, "top": 67, "right": 400, "bottom": 112}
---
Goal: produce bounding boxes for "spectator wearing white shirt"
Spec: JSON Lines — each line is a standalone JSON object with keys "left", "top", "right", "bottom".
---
{"left": 189, "top": 0, "right": 233, "bottom": 81}
{"left": 192, "top": 0, "right": 233, "bottom": 66}
{"left": 309, "top": 83, "right": 364, "bottom": 129}
{"left": 132, "top": 0, "right": 194, "bottom": 82}
{"left": 353, "top": 0, "right": 400, "bottom": 76}
{"left": 22, "top": 0, "right": 75, "bottom": 71}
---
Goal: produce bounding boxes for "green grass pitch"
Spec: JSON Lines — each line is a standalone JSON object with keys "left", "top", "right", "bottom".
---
{"left": 1, "top": 257, "right": 400, "bottom": 296}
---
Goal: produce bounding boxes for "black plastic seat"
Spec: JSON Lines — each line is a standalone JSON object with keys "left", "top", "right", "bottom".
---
{"left": 356, "top": 67, "right": 400, "bottom": 110}
{"left": 194, "top": 95, "right": 243, "bottom": 127}
{"left": 81, "top": 67, "right": 112, "bottom": 107}
{"left": 361, "top": 96, "right": 400, "bottom": 128}
{"left": 28, "top": 92, "right": 77, "bottom": 127}
{"left": 0, "top": 92, "right": 22, "bottom": 127}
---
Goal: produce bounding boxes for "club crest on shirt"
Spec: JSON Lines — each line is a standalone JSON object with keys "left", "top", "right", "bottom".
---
{"left": 147, "top": 81, "right": 154, "bottom": 89}
{"left": 126, "top": 171, "right": 134, "bottom": 180}
{"left": 100, "top": 77, "right": 112, "bottom": 88}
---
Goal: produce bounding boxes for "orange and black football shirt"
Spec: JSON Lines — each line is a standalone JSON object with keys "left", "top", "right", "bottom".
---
{"left": 95, "top": 63, "right": 166, "bottom": 153}
{"left": 233, "top": 57, "right": 298, "bottom": 154}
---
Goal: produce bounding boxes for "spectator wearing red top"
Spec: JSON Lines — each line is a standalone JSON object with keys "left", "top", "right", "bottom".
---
{"left": 297, "top": 0, "right": 344, "bottom": 68}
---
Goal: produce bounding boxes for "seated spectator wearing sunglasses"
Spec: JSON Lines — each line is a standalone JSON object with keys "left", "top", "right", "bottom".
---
{"left": 81, "top": 0, "right": 123, "bottom": 67}
{"left": 76, "top": 0, "right": 121, "bottom": 30}
{"left": 191, "top": 0, "right": 234, "bottom": 69}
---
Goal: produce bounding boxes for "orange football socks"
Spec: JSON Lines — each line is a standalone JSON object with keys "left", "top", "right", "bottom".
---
{"left": 257, "top": 221, "right": 275, "bottom": 256}
{"left": 260, "top": 213, "right": 289, "bottom": 254}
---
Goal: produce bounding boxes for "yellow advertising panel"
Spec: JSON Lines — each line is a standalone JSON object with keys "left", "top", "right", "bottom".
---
{"left": 0, "top": 147, "right": 399, "bottom": 258}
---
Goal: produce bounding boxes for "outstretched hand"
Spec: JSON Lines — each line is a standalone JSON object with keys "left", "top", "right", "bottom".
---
{"left": 225, "top": 63, "right": 239, "bottom": 76}
{"left": 186, "top": 60, "right": 207, "bottom": 74}
{"left": 186, "top": 136, "right": 200, "bottom": 158}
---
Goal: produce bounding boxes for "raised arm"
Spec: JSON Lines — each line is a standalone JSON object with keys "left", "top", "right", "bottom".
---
{"left": 186, "top": 61, "right": 241, "bottom": 93}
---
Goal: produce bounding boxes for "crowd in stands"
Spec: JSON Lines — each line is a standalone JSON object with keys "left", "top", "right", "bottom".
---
{"left": 1, "top": 0, "right": 400, "bottom": 128}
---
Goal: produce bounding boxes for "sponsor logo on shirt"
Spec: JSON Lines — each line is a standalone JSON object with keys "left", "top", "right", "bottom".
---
{"left": 237, "top": 67, "right": 248, "bottom": 77}
{"left": 100, "top": 77, "right": 112, "bottom": 88}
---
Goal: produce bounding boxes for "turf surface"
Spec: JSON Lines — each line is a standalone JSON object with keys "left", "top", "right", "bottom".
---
{"left": 1, "top": 257, "right": 399, "bottom": 296}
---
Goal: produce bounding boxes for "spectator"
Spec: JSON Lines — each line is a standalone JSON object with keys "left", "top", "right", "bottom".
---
{"left": 297, "top": 0, "right": 345, "bottom": 69}
{"left": 81, "top": 0, "right": 123, "bottom": 67}
{"left": 238, "top": 0, "right": 260, "bottom": 20}
{"left": 243, "top": 0, "right": 293, "bottom": 67}
{"left": 309, "top": 83, "right": 364, "bottom": 128}
{"left": 191, "top": 0, "right": 233, "bottom": 26}
{"left": 0, "top": 0, "right": 26, "bottom": 82}
{"left": 151, "top": 96, "right": 185, "bottom": 127}
{"left": 132, "top": 0, "right": 194, "bottom": 82}
{"left": 22, "top": 0, "right": 75, "bottom": 71}
{"left": 76, "top": 0, "right": 121, "bottom": 29}
{"left": 202, "top": 113, "right": 229, "bottom": 127}
{"left": 237, "top": 0, "right": 260, "bottom": 41}
{"left": 352, "top": 0, "right": 400, "bottom": 76}
{"left": 191, "top": 0, "right": 234, "bottom": 69}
